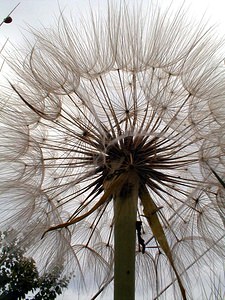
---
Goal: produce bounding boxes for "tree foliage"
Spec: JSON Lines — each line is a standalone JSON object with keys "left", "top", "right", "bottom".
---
{"left": 0, "top": 231, "right": 70, "bottom": 300}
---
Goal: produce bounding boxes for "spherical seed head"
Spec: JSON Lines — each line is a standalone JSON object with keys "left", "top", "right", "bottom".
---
{"left": 1, "top": 1, "right": 225, "bottom": 298}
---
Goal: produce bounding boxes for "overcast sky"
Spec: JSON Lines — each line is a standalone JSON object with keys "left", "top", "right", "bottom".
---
{"left": 1, "top": 0, "right": 225, "bottom": 46}
{"left": 1, "top": 0, "right": 225, "bottom": 299}
{"left": 1, "top": 0, "right": 225, "bottom": 68}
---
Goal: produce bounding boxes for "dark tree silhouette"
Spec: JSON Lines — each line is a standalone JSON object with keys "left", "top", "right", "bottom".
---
{"left": 0, "top": 231, "right": 70, "bottom": 300}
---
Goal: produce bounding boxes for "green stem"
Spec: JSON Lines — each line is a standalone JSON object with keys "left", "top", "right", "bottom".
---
{"left": 113, "top": 171, "right": 139, "bottom": 300}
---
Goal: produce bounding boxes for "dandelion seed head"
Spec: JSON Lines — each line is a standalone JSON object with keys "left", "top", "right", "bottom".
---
{"left": 1, "top": 1, "right": 225, "bottom": 298}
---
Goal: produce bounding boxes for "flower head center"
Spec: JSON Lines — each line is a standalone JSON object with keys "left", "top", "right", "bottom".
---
{"left": 104, "top": 135, "right": 167, "bottom": 185}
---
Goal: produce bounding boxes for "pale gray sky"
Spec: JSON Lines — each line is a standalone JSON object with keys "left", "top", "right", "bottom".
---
{"left": 1, "top": 1, "right": 225, "bottom": 299}
{"left": 1, "top": 0, "right": 225, "bottom": 44}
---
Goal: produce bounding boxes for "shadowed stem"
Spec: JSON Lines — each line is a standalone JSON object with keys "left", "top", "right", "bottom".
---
{"left": 113, "top": 171, "right": 139, "bottom": 300}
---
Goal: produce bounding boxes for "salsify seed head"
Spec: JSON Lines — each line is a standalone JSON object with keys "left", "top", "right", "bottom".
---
{"left": 1, "top": 1, "right": 225, "bottom": 299}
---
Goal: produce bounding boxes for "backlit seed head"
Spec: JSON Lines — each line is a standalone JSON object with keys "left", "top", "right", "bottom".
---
{"left": 0, "top": 1, "right": 225, "bottom": 299}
